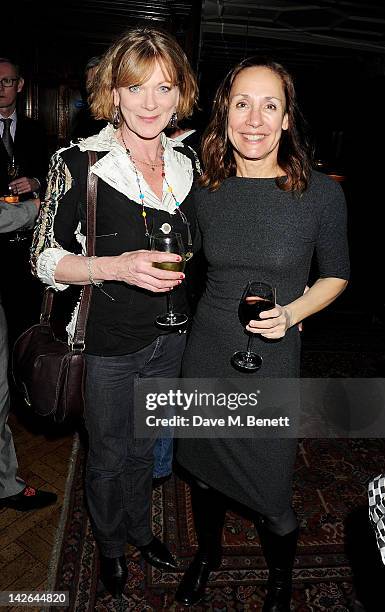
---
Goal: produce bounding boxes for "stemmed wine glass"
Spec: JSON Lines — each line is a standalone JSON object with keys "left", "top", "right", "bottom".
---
{"left": 2, "top": 157, "right": 20, "bottom": 203}
{"left": 7, "top": 157, "right": 19, "bottom": 181}
{"left": 6, "top": 157, "right": 29, "bottom": 242}
{"left": 151, "top": 231, "right": 188, "bottom": 328}
{"left": 7, "top": 157, "right": 19, "bottom": 195}
{"left": 231, "top": 281, "right": 276, "bottom": 372}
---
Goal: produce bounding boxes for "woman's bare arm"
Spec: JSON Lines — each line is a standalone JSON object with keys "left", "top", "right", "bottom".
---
{"left": 247, "top": 277, "right": 348, "bottom": 338}
{"left": 54, "top": 250, "right": 185, "bottom": 293}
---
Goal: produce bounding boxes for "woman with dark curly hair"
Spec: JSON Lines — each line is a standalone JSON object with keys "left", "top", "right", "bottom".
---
{"left": 175, "top": 57, "right": 350, "bottom": 610}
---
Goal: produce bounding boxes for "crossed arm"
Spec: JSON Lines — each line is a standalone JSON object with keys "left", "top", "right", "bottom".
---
{"left": 0, "top": 198, "right": 40, "bottom": 234}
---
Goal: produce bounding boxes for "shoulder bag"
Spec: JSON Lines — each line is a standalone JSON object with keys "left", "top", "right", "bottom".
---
{"left": 12, "top": 151, "right": 98, "bottom": 423}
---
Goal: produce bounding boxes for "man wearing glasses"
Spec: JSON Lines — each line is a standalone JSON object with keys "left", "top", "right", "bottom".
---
{"left": 0, "top": 58, "right": 49, "bottom": 344}
{"left": 0, "top": 58, "right": 48, "bottom": 199}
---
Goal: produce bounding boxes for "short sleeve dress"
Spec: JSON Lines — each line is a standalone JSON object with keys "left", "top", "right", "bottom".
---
{"left": 177, "top": 171, "right": 350, "bottom": 516}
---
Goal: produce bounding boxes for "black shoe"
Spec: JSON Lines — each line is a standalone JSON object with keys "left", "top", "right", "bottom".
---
{"left": 175, "top": 552, "right": 219, "bottom": 607}
{"left": 0, "top": 486, "right": 57, "bottom": 512}
{"left": 99, "top": 554, "right": 128, "bottom": 599}
{"left": 138, "top": 536, "right": 178, "bottom": 570}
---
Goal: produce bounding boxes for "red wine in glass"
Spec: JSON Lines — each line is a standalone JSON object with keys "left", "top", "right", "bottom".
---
{"left": 231, "top": 281, "right": 276, "bottom": 372}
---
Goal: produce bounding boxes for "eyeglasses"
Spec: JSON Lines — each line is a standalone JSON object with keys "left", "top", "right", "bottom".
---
{"left": 0, "top": 78, "right": 19, "bottom": 88}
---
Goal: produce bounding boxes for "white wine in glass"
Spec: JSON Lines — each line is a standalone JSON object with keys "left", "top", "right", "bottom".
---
{"left": 151, "top": 231, "right": 188, "bottom": 328}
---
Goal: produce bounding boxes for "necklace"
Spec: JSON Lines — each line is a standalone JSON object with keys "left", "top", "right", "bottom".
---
{"left": 121, "top": 131, "right": 164, "bottom": 236}
{"left": 131, "top": 157, "right": 163, "bottom": 172}
{"left": 120, "top": 131, "right": 193, "bottom": 256}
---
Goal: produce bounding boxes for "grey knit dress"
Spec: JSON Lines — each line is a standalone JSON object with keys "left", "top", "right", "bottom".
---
{"left": 177, "top": 171, "right": 350, "bottom": 515}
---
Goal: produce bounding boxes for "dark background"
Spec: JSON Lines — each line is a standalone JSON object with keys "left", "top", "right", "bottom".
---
{"left": 2, "top": 0, "right": 385, "bottom": 320}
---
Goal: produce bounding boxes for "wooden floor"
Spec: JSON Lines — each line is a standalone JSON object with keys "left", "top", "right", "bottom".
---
{"left": 0, "top": 408, "right": 73, "bottom": 612}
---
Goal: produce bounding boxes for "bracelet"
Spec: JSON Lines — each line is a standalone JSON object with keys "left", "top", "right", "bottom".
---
{"left": 87, "top": 256, "right": 103, "bottom": 287}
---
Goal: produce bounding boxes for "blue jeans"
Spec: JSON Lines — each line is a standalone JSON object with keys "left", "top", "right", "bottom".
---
{"left": 84, "top": 332, "right": 186, "bottom": 557}
{"left": 153, "top": 437, "right": 174, "bottom": 478}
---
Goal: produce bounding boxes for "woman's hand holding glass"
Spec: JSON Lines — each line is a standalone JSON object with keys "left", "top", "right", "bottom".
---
{"left": 247, "top": 303, "right": 292, "bottom": 338}
{"left": 95, "top": 250, "right": 184, "bottom": 293}
{"left": 231, "top": 281, "right": 275, "bottom": 372}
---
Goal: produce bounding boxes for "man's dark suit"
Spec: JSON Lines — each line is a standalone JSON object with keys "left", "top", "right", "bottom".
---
{"left": 0, "top": 115, "right": 48, "bottom": 344}
{"left": 0, "top": 115, "right": 48, "bottom": 198}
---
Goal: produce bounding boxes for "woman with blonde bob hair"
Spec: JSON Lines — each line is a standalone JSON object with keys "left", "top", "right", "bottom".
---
{"left": 90, "top": 28, "right": 197, "bottom": 125}
{"left": 175, "top": 57, "right": 349, "bottom": 609}
{"left": 32, "top": 27, "right": 199, "bottom": 599}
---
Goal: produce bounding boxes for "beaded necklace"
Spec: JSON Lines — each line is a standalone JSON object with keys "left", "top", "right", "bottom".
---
{"left": 121, "top": 132, "right": 193, "bottom": 257}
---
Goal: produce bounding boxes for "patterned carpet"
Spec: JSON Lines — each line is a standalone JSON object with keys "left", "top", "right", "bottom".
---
{"left": 47, "top": 314, "right": 385, "bottom": 611}
{"left": 47, "top": 434, "right": 385, "bottom": 611}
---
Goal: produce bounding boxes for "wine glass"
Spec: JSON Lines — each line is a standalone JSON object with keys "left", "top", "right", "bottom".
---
{"left": 151, "top": 231, "right": 188, "bottom": 328}
{"left": 4, "top": 157, "right": 20, "bottom": 203}
{"left": 7, "top": 157, "right": 19, "bottom": 192}
{"left": 7, "top": 157, "right": 19, "bottom": 181}
{"left": 231, "top": 281, "right": 276, "bottom": 372}
{"left": 5, "top": 156, "right": 29, "bottom": 242}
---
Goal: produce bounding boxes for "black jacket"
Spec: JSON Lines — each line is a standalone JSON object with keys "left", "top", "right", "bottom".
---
{"left": 0, "top": 115, "right": 49, "bottom": 199}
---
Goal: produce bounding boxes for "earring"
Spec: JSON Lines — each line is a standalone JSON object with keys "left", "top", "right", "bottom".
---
{"left": 112, "top": 106, "right": 121, "bottom": 129}
{"left": 169, "top": 111, "right": 178, "bottom": 129}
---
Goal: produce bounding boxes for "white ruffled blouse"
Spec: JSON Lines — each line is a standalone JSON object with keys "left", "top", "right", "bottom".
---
{"left": 35, "top": 123, "right": 199, "bottom": 291}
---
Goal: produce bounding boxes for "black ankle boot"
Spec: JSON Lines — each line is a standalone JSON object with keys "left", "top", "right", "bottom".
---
{"left": 175, "top": 550, "right": 221, "bottom": 607}
{"left": 263, "top": 567, "right": 293, "bottom": 612}
{"left": 257, "top": 525, "right": 299, "bottom": 612}
{"left": 175, "top": 481, "right": 226, "bottom": 607}
{"left": 99, "top": 554, "right": 128, "bottom": 598}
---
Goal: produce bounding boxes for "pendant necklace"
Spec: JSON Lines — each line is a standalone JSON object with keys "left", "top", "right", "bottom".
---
{"left": 131, "top": 157, "right": 163, "bottom": 172}
{"left": 121, "top": 131, "right": 193, "bottom": 257}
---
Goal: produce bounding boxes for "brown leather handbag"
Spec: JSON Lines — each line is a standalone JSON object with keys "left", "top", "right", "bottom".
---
{"left": 12, "top": 151, "right": 98, "bottom": 423}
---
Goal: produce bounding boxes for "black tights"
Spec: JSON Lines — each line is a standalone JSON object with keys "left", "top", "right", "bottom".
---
{"left": 194, "top": 477, "right": 298, "bottom": 537}
{"left": 257, "top": 507, "right": 298, "bottom": 536}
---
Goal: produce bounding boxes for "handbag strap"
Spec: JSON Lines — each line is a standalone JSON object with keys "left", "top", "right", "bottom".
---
{"left": 40, "top": 151, "right": 99, "bottom": 351}
{"left": 72, "top": 150, "right": 98, "bottom": 348}
{"left": 40, "top": 287, "right": 54, "bottom": 324}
